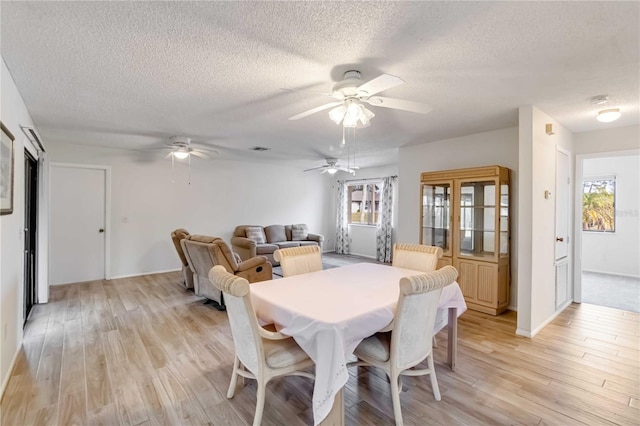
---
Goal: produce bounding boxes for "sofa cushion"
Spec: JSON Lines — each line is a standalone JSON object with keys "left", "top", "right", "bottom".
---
{"left": 256, "top": 244, "right": 279, "bottom": 255}
{"left": 245, "top": 226, "right": 266, "bottom": 244}
{"left": 265, "top": 225, "right": 287, "bottom": 243}
{"left": 275, "top": 241, "right": 301, "bottom": 249}
{"left": 291, "top": 224, "right": 309, "bottom": 241}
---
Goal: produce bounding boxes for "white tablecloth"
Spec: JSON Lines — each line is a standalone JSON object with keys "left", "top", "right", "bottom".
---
{"left": 250, "top": 263, "right": 466, "bottom": 425}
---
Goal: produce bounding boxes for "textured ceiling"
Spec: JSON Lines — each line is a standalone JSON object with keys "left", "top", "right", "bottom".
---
{"left": 1, "top": 1, "right": 638, "bottom": 169}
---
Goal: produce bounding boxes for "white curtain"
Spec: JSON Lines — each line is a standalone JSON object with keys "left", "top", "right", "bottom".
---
{"left": 335, "top": 180, "right": 350, "bottom": 254}
{"left": 376, "top": 176, "right": 396, "bottom": 262}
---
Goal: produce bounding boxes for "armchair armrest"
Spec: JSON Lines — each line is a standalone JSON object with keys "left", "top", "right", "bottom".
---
{"left": 231, "top": 236, "right": 258, "bottom": 261}
{"left": 231, "top": 236, "right": 257, "bottom": 249}
{"left": 237, "top": 256, "right": 269, "bottom": 272}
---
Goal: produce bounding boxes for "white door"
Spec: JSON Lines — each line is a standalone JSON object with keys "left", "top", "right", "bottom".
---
{"left": 555, "top": 149, "right": 570, "bottom": 260}
{"left": 555, "top": 148, "right": 571, "bottom": 307}
{"left": 50, "top": 165, "right": 106, "bottom": 285}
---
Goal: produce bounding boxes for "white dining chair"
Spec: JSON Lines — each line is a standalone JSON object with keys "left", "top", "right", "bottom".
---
{"left": 352, "top": 265, "right": 458, "bottom": 426}
{"left": 392, "top": 243, "right": 443, "bottom": 272}
{"left": 273, "top": 245, "right": 322, "bottom": 277}
{"left": 208, "top": 265, "right": 315, "bottom": 426}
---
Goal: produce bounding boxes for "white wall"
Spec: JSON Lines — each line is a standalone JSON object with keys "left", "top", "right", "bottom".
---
{"left": 0, "top": 58, "right": 40, "bottom": 394}
{"left": 574, "top": 125, "right": 640, "bottom": 155}
{"left": 397, "top": 127, "right": 519, "bottom": 308}
{"left": 581, "top": 155, "right": 640, "bottom": 277}
{"left": 517, "top": 106, "right": 574, "bottom": 337}
{"left": 46, "top": 142, "right": 333, "bottom": 279}
{"left": 327, "top": 164, "right": 399, "bottom": 258}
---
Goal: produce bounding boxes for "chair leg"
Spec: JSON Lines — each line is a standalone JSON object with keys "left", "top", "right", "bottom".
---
{"left": 227, "top": 356, "right": 240, "bottom": 398}
{"left": 432, "top": 336, "right": 438, "bottom": 348}
{"left": 390, "top": 371, "right": 404, "bottom": 426}
{"left": 253, "top": 379, "right": 267, "bottom": 426}
{"left": 427, "top": 354, "right": 441, "bottom": 401}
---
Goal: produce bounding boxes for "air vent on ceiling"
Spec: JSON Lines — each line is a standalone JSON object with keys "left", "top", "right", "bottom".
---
{"left": 20, "top": 125, "right": 46, "bottom": 152}
{"left": 249, "top": 146, "right": 271, "bottom": 152}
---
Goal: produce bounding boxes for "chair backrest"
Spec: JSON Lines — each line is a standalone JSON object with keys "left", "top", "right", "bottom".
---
{"left": 182, "top": 235, "right": 239, "bottom": 274}
{"left": 392, "top": 243, "right": 443, "bottom": 272}
{"left": 208, "top": 265, "right": 263, "bottom": 374}
{"left": 273, "top": 245, "right": 322, "bottom": 277}
{"left": 171, "top": 228, "right": 190, "bottom": 266}
{"left": 391, "top": 265, "right": 458, "bottom": 370}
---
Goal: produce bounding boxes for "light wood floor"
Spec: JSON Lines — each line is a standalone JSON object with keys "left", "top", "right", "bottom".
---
{"left": 1, "top": 269, "right": 639, "bottom": 425}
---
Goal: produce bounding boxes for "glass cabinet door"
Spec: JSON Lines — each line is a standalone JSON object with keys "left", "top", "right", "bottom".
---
{"left": 421, "top": 183, "right": 451, "bottom": 255}
{"left": 457, "top": 179, "right": 498, "bottom": 260}
{"left": 500, "top": 183, "right": 509, "bottom": 257}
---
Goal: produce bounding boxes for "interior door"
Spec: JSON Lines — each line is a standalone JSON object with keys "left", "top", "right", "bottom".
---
{"left": 555, "top": 149, "right": 570, "bottom": 260}
{"left": 50, "top": 165, "right": 106, "bottom": 285}
{"left": 24, "top": 152, "right": 38, "bottom": 323}
{"left": 555, "top": 147, "right": 571, "bottom": 308}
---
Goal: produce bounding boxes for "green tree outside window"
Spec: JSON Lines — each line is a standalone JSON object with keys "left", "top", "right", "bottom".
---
{"left": 582, "top": 178, "right": 615, "bottom": 232}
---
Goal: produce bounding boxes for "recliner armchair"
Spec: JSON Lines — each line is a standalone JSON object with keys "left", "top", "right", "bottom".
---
{"left": 170, "top": 228, "right": 194, "bottom": 289}
{"left": 181, "top": 235, "right": 273, "bottom": 310}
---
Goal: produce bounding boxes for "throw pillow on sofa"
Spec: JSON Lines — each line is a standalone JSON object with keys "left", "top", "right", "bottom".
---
{"left": 245, "top": 226, "right": 266, "bottom": 244}
{"left": 265, "top": 225, "right": 287, "bottom": 243}
{"left": 291, "top": 224, "right": 309, "bottom": 241}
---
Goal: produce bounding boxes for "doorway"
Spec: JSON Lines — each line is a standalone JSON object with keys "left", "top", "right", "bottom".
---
{"left": 23, "top": 151, "right": 38, "bottom": 323}
{"left": 50, "top": 164, "right": 110, "bottom": 285}
{"left": 574, "top": 150, "right": 640, "bottom": 312}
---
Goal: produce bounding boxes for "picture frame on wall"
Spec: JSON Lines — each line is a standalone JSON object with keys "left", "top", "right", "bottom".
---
{"left": 1, "top": 121, "right": 15, "bottom": 215}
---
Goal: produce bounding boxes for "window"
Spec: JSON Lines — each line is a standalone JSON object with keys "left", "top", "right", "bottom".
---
{"left": 347, "top": 182, "right": 381, "bottom": 225}
{"left": 582, "top": 177, "right": 615, "bottom": 232}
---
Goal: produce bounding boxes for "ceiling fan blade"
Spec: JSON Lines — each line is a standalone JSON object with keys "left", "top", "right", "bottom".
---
{"left": 364, "top": 96, "right": 433, "bottom": 114}
{"left": 289, "top": 101, "right": 343, "bottom": 120}
{"left": 189, "top": 151, "right": 211, "bottom": 160}
{"left": 320, "top": 169, "right": 328, "bottom": 174}
{"left": 357, "top": 74, "right": 404, "bottom": 97}
{"left": 164, "top": 152, "right": 173, "bottom": 159}
{"left": 303, "top": 165, "right": 328, "bottom": 172}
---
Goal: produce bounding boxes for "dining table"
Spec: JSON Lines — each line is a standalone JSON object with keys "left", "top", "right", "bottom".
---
{"left": 250, "top": 262, "right": 467, "bottom": 426}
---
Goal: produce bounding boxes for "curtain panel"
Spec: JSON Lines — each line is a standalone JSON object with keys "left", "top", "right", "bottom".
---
{"left": 335, "top": 180, "right": 350, "bottom": 254}
{"left": 376, "top": 176, "right": 396, "bottom": 262}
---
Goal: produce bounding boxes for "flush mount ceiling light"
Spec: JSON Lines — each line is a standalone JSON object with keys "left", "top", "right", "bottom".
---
{"left": 590, "top": 95, "right": 621, "bottom": 123}
{"left": 596, "top": 108, "right": 621, "bottom": 123}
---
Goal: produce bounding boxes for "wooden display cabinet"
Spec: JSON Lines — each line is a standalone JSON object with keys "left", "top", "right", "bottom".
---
{"left": 420, "top": 165, "right": 511, "bottom": 315}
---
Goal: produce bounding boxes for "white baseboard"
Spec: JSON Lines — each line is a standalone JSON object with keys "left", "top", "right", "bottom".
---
{"left": 517, "top": 300, "right": 572, "bottom": 338}
{"left": 507, "top": 304, "right": 517, "bottom": 312}
{"left": 0, "top": 344, "right": 22, "bottom": 402}
{"left": 109, "top": 268, "right": 181, "bottom": 280}
{"left": 582, "top": 269, "right": 640, "bottom": 279}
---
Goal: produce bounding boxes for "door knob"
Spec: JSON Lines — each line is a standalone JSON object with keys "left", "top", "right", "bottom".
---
{"left": 556, "top": 237, "right": 564, "bottom": 242}
{"left": 99, "top": 228, "right": 105, "bottom": 233}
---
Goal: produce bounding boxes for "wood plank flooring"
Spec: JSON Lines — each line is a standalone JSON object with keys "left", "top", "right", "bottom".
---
{"left": 1, "top": 267, "right": 639, "bottom": 425}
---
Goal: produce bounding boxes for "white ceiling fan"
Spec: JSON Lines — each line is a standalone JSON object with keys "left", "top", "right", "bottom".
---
{"left": 154, "top": 136, "right": 220, "bottom": 160}
{"left": 304, "top": 158, "right": 359, "bottom": 175}
{"left": 288, "top": 70, "right": 433, "bottom": 127}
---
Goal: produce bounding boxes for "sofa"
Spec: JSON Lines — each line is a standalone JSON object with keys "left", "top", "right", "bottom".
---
{"left": 231, "top": 224, "right": 324, "bottom": 266}
{"left": 181, "top": 235, "right": 273, "bottom": 310}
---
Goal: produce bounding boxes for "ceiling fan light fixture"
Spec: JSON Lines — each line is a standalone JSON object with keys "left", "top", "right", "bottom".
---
{"left": 327, "top": 167, "right": 338, "bottom": 174}
{"left": 596, "top": 108, "right": 621, "bottom": 123}
{"left": 173, "top": 149, "right": 189, "bottom": 159}
{"left": 329, "top": 105, "right": 346, "bottom": 124}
